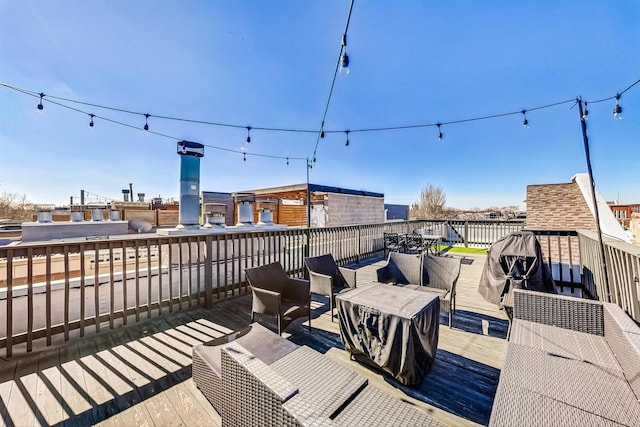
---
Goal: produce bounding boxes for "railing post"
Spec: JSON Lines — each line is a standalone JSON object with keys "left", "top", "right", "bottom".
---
{"left": 304, "top": 227, "right": 310, "bottom": 260}
{"left": 204, "top": 235, "right": 213, "bottom": 308}
{"left": 464, "top": 221, "right": 469, "bottom": 248}
{"left": 357, "top": 227, "right": 361, "bottom": 263}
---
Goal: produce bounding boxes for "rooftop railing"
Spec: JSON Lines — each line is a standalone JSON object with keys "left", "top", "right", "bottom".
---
{"left": 3, "top": 218, "right": 638, "bottom": 357}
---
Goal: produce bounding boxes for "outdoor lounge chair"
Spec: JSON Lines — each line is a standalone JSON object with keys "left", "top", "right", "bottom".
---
{"left": 305, "top": 253, "right": 357, "bottom": 322}
{"left": 245, "top": 262, "right": 311, "bottom": 335}
{"left": 376, "top": 252, "right": 423, "bottom": 286}
{"left": 422, "top": 255, "right": 461, "bottom": 328}
{"left": 376, "top": 252, "right": 461, "bottom": 328}
{"left": 220, "top": 336, "right": 444, "bottom": 426}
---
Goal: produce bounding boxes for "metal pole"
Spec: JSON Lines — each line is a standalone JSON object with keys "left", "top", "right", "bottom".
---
{"left": 577, "top": 98, "right": 611, "bottom": 300}
{"left": 306, "top": 159, "right": 311, "bottom": 228}
{"left": 305, "top": 159, "right": 311, "bottom": 261}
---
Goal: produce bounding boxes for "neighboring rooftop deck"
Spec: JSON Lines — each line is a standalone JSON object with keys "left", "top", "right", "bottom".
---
{"left": 0, "top": 252, "right": 508, "bottom": 427}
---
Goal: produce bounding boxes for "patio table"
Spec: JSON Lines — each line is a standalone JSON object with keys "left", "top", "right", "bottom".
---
{"left": 336, "top": 282, "right": 440, "bottom": 386}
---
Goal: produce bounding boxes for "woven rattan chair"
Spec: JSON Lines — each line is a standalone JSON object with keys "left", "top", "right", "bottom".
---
{"left": 422, "top": 255, "right": 461, "bottom": 328}
{"left": 245, "top": 262, "right": 311, "bottom": 335}
{"left": 305, "top": 254, "right": 356, "bottom": 322}
{"left": 376, "top": 252, "right": 423, "bottom": 285}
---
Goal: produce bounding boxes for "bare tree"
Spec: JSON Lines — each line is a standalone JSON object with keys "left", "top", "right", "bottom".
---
{"left": 0, "top": 192, "right": 34, "bottom": 221}
{"left": 410, "top": 185, "right": 447, "bottom": 219}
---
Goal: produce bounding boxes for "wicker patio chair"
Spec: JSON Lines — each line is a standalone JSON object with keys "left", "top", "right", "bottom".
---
{"left": 383, "top": 232, "right": 404, "bottom": 255}
{"left": 422, "top": 255, "right": 461, "bottom": 328}
{"left": 305, "top": 254, "right": 357, "bottom": 322}
{"left": 245, "top": 262, "right": 311, "bottom": 335}
{"left": 376, "top": 252, "right": 422, "bottom": 286}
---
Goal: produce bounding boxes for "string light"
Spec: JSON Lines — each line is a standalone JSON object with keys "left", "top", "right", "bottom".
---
{"left": 144, "top": 113, "right": 150, "bottom": 131}
{"left": 89, "top": 114, "right": 94, "bottom": 127}
{"left": 582, "top": 102, "right": 589, "bottom": 121}
{"left": 345, "top": 130, "right": 350, "bottom": 146}
{"left": 286, "top": 157, "right": 289, "bottom": 166}
{"left": 243, "top": 152, "right": 246, "bottom": 162}
{"left": 246, "top": 126, "right": 251, "bottom": 143}
{"left": 311, "top": 0, "right": 355, "bottom": 163}
{"left": 2, "top": 77, "right": 639, "bottom": 167}
{"left": 339, "top": 34, "right": 350, "bottom": 76}
{"left": 37, "top": 93, "right": 45, "bottom": 111}
{"left": 613, "top": 93, "right": 622, "bottom": 119}
{"left": 521, "top": 110, "right": 529, "bottom": 128}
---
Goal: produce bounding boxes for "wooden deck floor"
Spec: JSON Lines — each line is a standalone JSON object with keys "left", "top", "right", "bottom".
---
{"left": 0, "top": 253, "right": 509, "bottom": 427}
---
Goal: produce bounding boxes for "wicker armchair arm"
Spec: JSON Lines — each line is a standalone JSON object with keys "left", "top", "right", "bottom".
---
{"left": 284, "top": 278, "right": 311, "bottom": 304}
{"left": 338, "top": 267, "right": 357, "bottom": 288}
{"left": 309, "top": 271, "right": 334, "bottom": 296}
{"left": 251, "top": 287, "right": 281, "bottom": 316}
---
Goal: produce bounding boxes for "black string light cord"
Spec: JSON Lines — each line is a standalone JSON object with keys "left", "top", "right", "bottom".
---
{"left": 0, "top": 82, "right": 308, "bottom": 163}
{"left": 1, "top": 77, "right": 638, "bottom": 158}
{"left": 311, "top": 0, "right": 356, "bottom": 164}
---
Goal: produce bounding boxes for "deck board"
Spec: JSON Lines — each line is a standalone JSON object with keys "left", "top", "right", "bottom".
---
{"left": 0, "top": 252, "right": 507, "bottom": 426}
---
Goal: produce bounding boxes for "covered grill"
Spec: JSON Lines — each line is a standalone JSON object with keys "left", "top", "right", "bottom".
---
{"left": 478, "top": 231, "right": 557, "bottom": 306}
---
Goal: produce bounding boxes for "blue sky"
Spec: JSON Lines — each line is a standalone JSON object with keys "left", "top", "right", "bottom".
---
{"left": 1, "top": 1, "right": 639, "bottom": 209}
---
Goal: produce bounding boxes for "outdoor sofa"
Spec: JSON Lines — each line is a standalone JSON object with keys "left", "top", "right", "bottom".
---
{"left": 489, "top": 288, "right": 640, "bottom": 426}
{"left": 193, "top": 322, "right": 443, "bottom": 426}
{"left": 376, "top": 252, "right": 461, "bottom": 327}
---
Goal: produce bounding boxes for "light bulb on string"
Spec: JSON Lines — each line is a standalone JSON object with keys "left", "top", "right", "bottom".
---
{"left": 437, "top": 124, "right": 443, "bottom": 142}
{"left": 320, "top": 129, "right": 325, "bottom": 139}
{"left": 340, "top": 52, "right": 350, "bottom": 75}
{"left": 243, "top": 153, "right": 246, "bottom": 162}
{"left": 246, "top": 126, "right": 251, "bottom": 143}
{"left": 345, "top": 130, "right": 350, "bottom": 146}
{"left": 339, "top": 34, "right": 350, "bottom": 75}
{"left": 286, "top": 157, "right": 289, "bottom": 166}
{"left": 582, "top": 102, "right": 589, "bottom": 121}
{"left": 521, "top": 110, "right": 529, "bottom": 128}
{"left": 144, "top": 114, "right": 150, "bottom": 131}
{"left": 613, "top": 94, "right": 623, "bottom": 119}
{"left": 89, "top": 114, "right": 94, "bottom": 128}
{"left": 37, "top": 93, "right": 45, "bottom": 112}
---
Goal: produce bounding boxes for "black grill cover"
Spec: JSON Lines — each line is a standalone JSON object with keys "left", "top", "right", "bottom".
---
{"left": 478, "top": 231, "right": 557, "bottom": 306}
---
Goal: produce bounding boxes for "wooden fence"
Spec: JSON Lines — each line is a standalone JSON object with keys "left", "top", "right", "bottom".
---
{"left": 578, "top": 229, "right": 640, "bottom": 322}
{"left": 5, "top": 218, "right": 596, "bottom": 358}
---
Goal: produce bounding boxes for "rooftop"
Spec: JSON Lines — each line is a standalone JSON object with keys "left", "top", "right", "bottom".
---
{"left": 0, "top": 252, "right": 506, "bottom": 427}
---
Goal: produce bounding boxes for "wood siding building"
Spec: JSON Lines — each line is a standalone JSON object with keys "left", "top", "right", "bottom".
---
{"left": 232, "top": 183, "right": 385, "bottom": 227}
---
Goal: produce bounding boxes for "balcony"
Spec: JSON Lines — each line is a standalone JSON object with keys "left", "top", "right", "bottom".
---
{"left": 1, "top": 220, "right": 638, "bottom": 426}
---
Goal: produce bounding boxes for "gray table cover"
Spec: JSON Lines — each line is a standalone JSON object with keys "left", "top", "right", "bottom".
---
{"left": 336, "top": 282, "right": 439, "bottom": 386}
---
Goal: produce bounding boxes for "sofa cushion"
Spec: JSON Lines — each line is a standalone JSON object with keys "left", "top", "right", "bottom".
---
{"left": 271, "top": 346, "right": 367, "bottom": 419}
{"left": 490, "top": 378, "right": 626, "bottom": 427}
{"left": 510, "top": 319, "right": 620, "bottom": 370}
{"left": 499, "top": 343, "right": 640, "bottom": 426}
{"left": 603, "top": 303, "right": 640, "bottom": 402}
